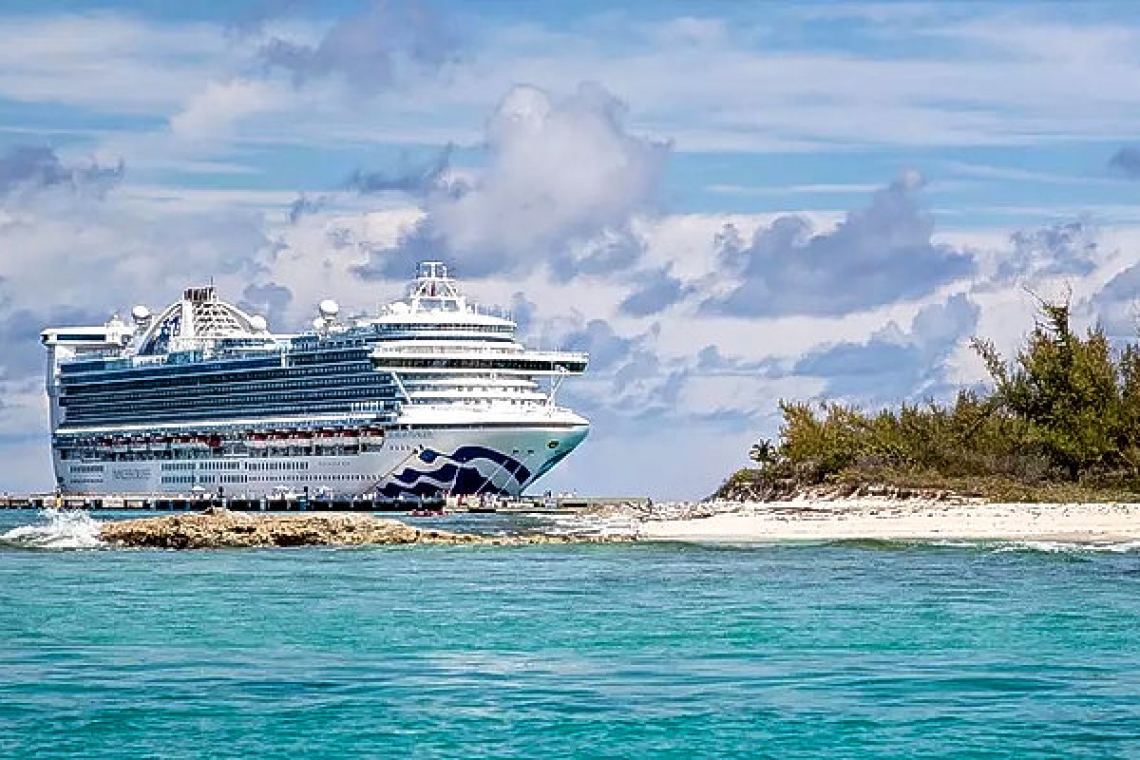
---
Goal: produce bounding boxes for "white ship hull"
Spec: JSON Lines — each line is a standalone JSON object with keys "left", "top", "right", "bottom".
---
{"left": 55, "top": 422, "right": 588, "bottom": 499}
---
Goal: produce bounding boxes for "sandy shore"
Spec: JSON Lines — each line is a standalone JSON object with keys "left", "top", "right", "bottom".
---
{"left": 638, "top": 500, "right": 1140, "bottom": 544}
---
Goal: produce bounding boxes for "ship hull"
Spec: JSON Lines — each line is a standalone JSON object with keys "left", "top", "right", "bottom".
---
{"left": 53, "top": 423, "right": 588, "bottom": 498}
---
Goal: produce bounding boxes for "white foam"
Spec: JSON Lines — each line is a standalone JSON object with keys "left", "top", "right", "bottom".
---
{"left": 992, "top": 539, "right": 1140, "bottom": 554}
{"left": 534, "top": 512, "right": 641, "bottom": 538}
{"left": 0, "top": 509, "right": 104, "bottom": 550}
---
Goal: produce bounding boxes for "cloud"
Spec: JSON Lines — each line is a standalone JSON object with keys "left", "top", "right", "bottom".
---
{"left": 618, "top": 264, "right": 693, "bottom": 317}
{"left": 0, "top": 290, "right": 106, "bottom": 380}
{"left": 0, "top": 145, "right": 123, "bottom": 198}
{"left": 239, "top": 281, "right": 294, "bottom": 328}
{"left": 353, "top": 81, "right": 670, "bottom": 279}
{"left": 562, "top": 318, "right": 644, "bottom": 373}
{"left": 169, "top": 79, "right": 286, "bottom": 140}
{"left": 793, "top": 293, "right": 981, "bottom": 403}
{"left": 992, "top": 220, "right": 1097, "bottom": 284}
{"left": 258, "top": 0, "right": 460, "bottom": 91}
{"left": 1091, "top": 261, "right": 1140, "bottom": 339}
{"left": 702, "top": 171, "right": 975, "bottom": 317}
{"left": 1109, "top": 147, "right": 1140, "bottom": 179}
{"left": 288, "top": 193, "right": 329, "bottom": 223}
{"left": 347, "top": 146, "right": 455, "bottom": 197}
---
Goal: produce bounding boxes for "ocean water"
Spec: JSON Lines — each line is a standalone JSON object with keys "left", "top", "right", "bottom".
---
{"left": 2, "top": 510, "right": 1140, "bottom": 759}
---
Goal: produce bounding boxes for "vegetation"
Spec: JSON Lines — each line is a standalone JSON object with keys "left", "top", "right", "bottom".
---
{"left": 719, "top": 298, "right": 1140, "bottom": 502}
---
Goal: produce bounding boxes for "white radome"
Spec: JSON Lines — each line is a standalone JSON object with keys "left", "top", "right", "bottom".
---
{"left": 131, "top": 305, "right": 151, "bottom": 323}
{"left": 319, "top": 299, "right": 339, "bottom": 319}
{"left": 249, "top": 315, "right": 267, "bottom": 332}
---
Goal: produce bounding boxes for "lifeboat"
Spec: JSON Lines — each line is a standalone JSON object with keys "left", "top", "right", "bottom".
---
{"left": 267, "top": 432, "right": 291, "bottom": 448}
{"left": 361, "top": 427, "right": 386, "bottom": 446}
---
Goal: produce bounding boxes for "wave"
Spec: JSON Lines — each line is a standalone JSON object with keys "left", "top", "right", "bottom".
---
{"left": 0, "top": 508, "right": 105, "bottom": 550}
{"left": 989, "top": 539, "right": 1140, "bottom": 555}
{"left": 536, "top": 512, "right": 641, "bottom": 539}
{"left": 825, "top": 537, "right": 1140, "bottom": 555}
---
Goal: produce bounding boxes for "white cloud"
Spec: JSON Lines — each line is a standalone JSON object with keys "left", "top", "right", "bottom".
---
{"left": 9, "top": 7, "right": 1140, "bottom": 158}
{"left": 170, "top": 79, "right": 289, "bottom": 141}
{"left": 355, "top": 81, "right": 670, "bottom": 279}
{"left": 0, "top": 13, "right": 235, "bottom": 115}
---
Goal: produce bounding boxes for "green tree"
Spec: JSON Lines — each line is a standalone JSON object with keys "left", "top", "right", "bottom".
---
{"left": 973, "top": 298, "right": 1122, "bottom": 480}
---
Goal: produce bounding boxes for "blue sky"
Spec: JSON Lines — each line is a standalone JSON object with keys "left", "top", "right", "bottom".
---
{"left": 3, "top": 1, "right": 1140, "bottom": 497}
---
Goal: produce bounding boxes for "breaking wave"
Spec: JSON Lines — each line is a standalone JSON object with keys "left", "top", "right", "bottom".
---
{"left": 989, "top": 539, "right": 1140, "bottom": 555}
{"left": 0, "top": 509, "right": 104, "bottom": 550}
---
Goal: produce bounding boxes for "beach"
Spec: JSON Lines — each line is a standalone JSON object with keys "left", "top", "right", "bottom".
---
{"left": 639, "top": 499, "right": 1140, "bottom": 545}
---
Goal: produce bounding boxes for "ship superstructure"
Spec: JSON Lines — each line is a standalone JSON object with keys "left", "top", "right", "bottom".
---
{"left": 42, "top": 262, "right": 589, "bottom": 498}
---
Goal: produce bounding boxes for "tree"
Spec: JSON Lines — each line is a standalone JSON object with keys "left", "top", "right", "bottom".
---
{"left": 974, "top": 297, "right": 1122, "bottom": 480}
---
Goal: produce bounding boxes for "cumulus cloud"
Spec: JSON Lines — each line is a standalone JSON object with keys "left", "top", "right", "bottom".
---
{"left": 347, "top": 146, "right": 455, "bottom": 197}
{"left": 354, "top": 82, "right": 670, "bottom": 279}
{"left": 288, "top": 193, "right": 328, "bottom": 224}
{"left": 0, "top": 145, "right": 123, "bottom": 198}
{"left": 0, "top": 289, "right": 105, "bottom": 380}
{"left": 1090, "top": 262, "right": 1140, "bottom": 339}
{"left": 992, "top": 220, "right": 1097, "bottom": 284}
{"left": 239, "top": 281, "right": 294, "bottom": 328}
{"left": 619, "top": 264, "right": 693, "bottom": 317}
{"left": 258, "top": 0, "right": 460, "bottom": 91}
{"left": 793, "top": 293, "right": 981, "bottom": 403}
{"left": 702, "top": 171, "right": 975, "bottom": 317}
{"left": 1109, "top": 147, "right": 1140, "bottom": 179}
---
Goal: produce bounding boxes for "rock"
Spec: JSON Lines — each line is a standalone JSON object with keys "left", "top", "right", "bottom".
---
{"left": 98, "top": 509, "right": 636, "bottom": 549}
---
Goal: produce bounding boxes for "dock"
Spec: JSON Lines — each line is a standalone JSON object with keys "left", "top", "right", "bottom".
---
{"left": 0, "top": 493, "right": 650, "bottom": 514}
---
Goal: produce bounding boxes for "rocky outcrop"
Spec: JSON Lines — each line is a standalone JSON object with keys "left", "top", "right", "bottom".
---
{"left": 713, "top": 474, "right": 975, "bottom": 504}
{"left": 98, "top": 508, "right": 636, "bottom": 549}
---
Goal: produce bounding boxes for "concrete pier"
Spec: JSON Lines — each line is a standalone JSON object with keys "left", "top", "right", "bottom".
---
{"left": 0, "top": 492, "right": 650, "bottom": 514}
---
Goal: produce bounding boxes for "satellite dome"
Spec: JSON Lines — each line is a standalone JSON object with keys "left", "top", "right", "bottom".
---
{"left": 249, "top": 315, "right": 267, "bottom": 333}
{"left": 131, "top": 305, "right": 151, "bottom": 323}
{"left": 312, "top": 316, "right": 326, "bottom": 332}
{"left": 319, "top": 299, "right": 339, "bottom": 319}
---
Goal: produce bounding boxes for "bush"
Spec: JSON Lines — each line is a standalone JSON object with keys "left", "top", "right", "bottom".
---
{"left": 722, "top": 297, "right": 1140, "bottom": 500}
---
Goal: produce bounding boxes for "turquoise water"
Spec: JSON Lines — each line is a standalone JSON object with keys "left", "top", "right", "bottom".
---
{"left": 2, "top": 510, "right": 1140, "bottom": 758}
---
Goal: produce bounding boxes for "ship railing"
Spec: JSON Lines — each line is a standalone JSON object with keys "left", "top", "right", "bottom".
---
{"left": 374, "top": 302, "right": 513, "bottom": 320}
{"left": 371, "top": 345, "right": 587, "bottom": 360}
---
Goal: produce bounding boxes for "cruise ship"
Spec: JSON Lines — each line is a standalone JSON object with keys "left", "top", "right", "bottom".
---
{"left": 41, "top": 263, "right": 589, "bottom": 498}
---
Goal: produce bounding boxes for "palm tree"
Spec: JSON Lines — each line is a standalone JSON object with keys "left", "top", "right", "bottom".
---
{"left": 749, "top": 438, "right": 776, "bottom": 466}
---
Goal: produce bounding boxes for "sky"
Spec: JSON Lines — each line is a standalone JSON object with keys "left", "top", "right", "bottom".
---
{"left": 3, "top": 1, "right": 1140, "bottom": 498}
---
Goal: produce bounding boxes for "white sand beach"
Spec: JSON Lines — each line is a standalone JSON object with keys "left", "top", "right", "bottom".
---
{"left": 638, "top": 500, "right": 1140, "bottom": 545}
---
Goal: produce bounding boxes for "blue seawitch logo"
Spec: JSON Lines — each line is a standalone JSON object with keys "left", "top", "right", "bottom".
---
{"left": 379, "top": 446, "right": 533, "bottom": 497}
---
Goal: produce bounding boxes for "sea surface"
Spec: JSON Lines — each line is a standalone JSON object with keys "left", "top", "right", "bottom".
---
{"left": 2, "top": 509, "right": 1140, "bottom": 759}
